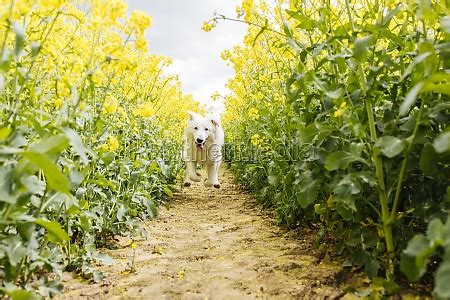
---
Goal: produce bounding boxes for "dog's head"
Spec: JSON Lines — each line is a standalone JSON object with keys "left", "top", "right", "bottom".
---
{"left": 186, "top": 111, "right": 220, "bottom": 151}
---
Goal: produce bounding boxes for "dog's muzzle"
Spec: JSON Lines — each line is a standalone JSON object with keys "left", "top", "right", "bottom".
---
{"left": 196, "top": 138, "right": 205, "bottom": 151}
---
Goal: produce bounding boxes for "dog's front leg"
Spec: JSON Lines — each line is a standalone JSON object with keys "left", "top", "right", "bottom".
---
{"left": 214, "top": 160, "right": 221, "bottom": 188}
{"left": 185, "top": 161, "right": 201, "bottom": 187}
{"left": 205, "top": 163, "right": 220, "bottom": 189}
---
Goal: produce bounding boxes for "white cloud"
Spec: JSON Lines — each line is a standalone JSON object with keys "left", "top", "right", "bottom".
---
{"left": 127, "top": 0, "right": 246, "bottom": 111}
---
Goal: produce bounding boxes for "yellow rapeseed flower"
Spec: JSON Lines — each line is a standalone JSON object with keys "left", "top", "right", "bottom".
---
{"left": 54, "top": 97, "right": 63, "bottom": 109}
{"left": 251, "top": 133, "right": 262, "bottom": 146}
{"left": 221, "top": 50, "right": 232, "bottom": 61}
{"left": 248, "top": 107, "right": 260, "bottom": 120}
{"left": 117, "top": 106, "right": 127, "bottom": 118}
{"left": 201, "top": 21, "right": 215, "bottom": 32}
{"left": 133, "top": 102, "right": 156, "bottom": 118}
{"left": 40, "top": 0, "right": 65, "bottom": 9}
{"left": 130, "top": 10, "right": 151, "bottom": 34}
{"left": 92, "top": 70, "right": 107, "bottom": 86}
{"left": 15, "top": 0, "right": 33, "bottom": 16}
{"left": 241, "top": 0, "right": 254, "bottom": 22}
{"left": 56, "top": 79, "right": 70, "bottom": 97}
{"left": 103, "top": 94, "right": 118, "bottom": 114}
{"left": 109, "top": 0, "right": 127, "bottom": 21}
{"left": 101, "top": 136, "right": 119, "bottom": 152}
{"left": 333, "top": 101, "right": 347, "bottom": 118}
{"left": 135, "top": 36, "right": 148, "bottom": 51}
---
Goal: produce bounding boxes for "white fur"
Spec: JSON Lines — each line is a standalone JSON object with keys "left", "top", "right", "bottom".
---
{"left": 183, "top": 111, "right": 224, "bottom": 188}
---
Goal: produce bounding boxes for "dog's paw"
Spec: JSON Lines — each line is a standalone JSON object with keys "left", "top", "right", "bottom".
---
{"left": 189, "top": 175, "right": 201, "bottom": 182}
{"left": 204, "top": 180, "right": 214, "bottom": 187}
{"left": 183, "top": 181, "right": 191, "bottom": 187}
{"left": 213, "top": 183, "right": 221, "bottom": 189}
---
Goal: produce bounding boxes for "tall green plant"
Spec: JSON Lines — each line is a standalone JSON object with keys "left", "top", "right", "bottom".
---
{"left": 0, "top": 1, "right": 185, "bottom": 297}
{"left": 221, "top": 0, "right": 449, "bottom": 294}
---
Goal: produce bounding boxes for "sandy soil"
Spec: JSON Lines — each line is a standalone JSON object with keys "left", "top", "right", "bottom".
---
{"left": 60, "top": 166, "right": 353, "bottom": 299}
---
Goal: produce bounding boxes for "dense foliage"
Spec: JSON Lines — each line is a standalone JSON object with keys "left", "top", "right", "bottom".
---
{"left": 210, "top": 0, "right": 450, "bottom": 296}
{"left": 0, "top": 0, "right": 197, "bottom": 297}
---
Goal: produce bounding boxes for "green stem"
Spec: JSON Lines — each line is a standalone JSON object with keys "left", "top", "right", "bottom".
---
{"left": 389, "top": 99, "right": 424, "bottom": 223}
{"left": 345, "top": 0, "right": 355, "bottom": 32}
{"left": 4, "top": 11, "right": 61, "bottom": 127}
{"left": 214, "top": 15, "right": 288, "bottom": 38}
{"left": 365, "top": 97, "right": 394, "bottom": 254}
{"left": 0, "top": 0, "right": 15, "bottom": 56}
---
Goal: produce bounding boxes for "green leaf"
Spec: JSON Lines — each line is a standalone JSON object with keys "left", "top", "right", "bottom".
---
{"left": 335, "top": 175, "right": 361, "bottom": 195}
{"left": 117, "top": 204, "right": 126, "bottom": 221}
{"left": 13, "top": 22, "right": 25, "bottom": 57}
{"left": 417, "top": 0, "right": 437, "bottom": 22}
{"left": 268, "top": 174, "right": 279, "bottom": 186}
{"left": 7, "top": 289, "right": 38, "bottom": 300}
{"left": 0, "top": 126, "right": 11, "bottom": 142}
{"left": 163, "top": 185, "right": 173, "bottom": 197}
{"left": 433, "top": 132, "right": 450, "bottom": 153}
{"left": 29, "top": 134, "right": 69, "bottom": 155}
{"left": 35, "top": 219, "right": 69, "bottom": 243}
{"left": 2, "top": 236, "right": 27, "bottom": 266}
{"left": 427, "top": 218, "right": 444, "bottom": 245}
{"left": 352, "top": 249, "right": 370, "bottom": 266}
{"left": 443, "top": 219, "right": 450, "bottom": 248}
{"left": 296, "top": 176, "right": 317, "bottom": 208}
{"left": 335, "top": 195, "right": 356, "bottom": 220}
{"left": 401, "top": 52, "right": 431, "bottom": 80}
{"left": 156, "top": 158, "right": 169, "bottom": 177}
{"left": 17, "top": 222, "right": 35, "bottom": 241}
{"left": 400, "top": 234, "right": 434, "bottom": 281}
{"left": 380, "top": 29, "right": 403, "bottom": 46}
{"left": 375, "top": 136, "right": 405, "bottom": 158}
{"left": 325, "top": 88, "right": 342, "bottom": 99}
{"left": 21, "top": 152, "right": 70, "bottom": 194}
{"left": 282, "top": 21, "right": 294, "bottom": 38}
{"left": 422, "top": 83, "right": 450, "bottom": 95}
{"left": 325, "top": 150, "right": 363, "bottom": 170}
{"left": 30, "top": 41, "right": 40, "bottom": 57}
{"left": 380, "top": 4, "right": 401, "bottom": 27}
{"left": 286, "top": 10, "right": 317, "bottom": 30}
{"left": 0, "top": 167, "right": 17, "bottom": 204}
{"left": 0, "top": 73, "right": 5, "bottom": 95}
{"left": 353, "top": 35, "right": 373, "bottom": 62}
{"left": 0, "top": 146, "right": 23, "bottom": 155}
{"left": 420, "top": 144, "right": 438, "bottom": 176}
{"left": 63, "top": 127, "right": 96, "bottom": 164}
{"left": 21, "top": 175, "right": 45, "bottom": 196}
{"left": 287, "top": 38, "right": 301, "bottom": 53}
{"left": 365, "top": 258, "right": 380, "bottom": 279}
{"left": 434, "top": 256, "right": 450, "bottom": 298}
{"left": 297, "top": 125, "right": 318, "bottom": 145}
{"left": 400, "top": 82, "right": 424, "bottom": 116}
{"left": 143, "top": 197, "right": 157, "bottom": 218}
{"left": 441, "top": 16, "right": 450, "bottom": 34}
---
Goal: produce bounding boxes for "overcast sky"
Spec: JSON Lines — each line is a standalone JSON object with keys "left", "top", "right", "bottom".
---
{"left": 127, "top": 0, "right": 246, "bottom": 108}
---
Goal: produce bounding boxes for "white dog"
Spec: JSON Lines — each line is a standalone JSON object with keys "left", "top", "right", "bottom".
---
{"left": 183, "top": 111, "right": 224, "bottom": 188}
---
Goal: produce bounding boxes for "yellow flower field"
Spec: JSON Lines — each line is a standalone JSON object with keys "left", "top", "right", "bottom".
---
{"left": 1, "top": 0, "right": 449, "bottom": 298}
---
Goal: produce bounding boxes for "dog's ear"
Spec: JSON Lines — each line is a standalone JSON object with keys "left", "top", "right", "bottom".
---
{"left": 187, "top": 111, "right": 198, "bottom": 120}
{"left": 211, "top": 117, "right": 220, "bottom": 127}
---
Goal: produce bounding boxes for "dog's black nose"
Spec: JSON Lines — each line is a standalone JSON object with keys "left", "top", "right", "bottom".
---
{"left": 196, "top": 138, "right": 204, "bottom": 144}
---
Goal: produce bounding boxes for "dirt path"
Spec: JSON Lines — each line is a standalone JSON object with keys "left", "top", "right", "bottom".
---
{"left": 61, "top": 166, "right": 351, "bottom": 299}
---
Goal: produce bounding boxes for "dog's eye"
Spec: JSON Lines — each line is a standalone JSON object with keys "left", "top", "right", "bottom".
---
{"left": 205, "top": 128, "right": 209, "bottom": 131}
{"left": 194, "top": 127, "right": 198, "bottom": 130}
